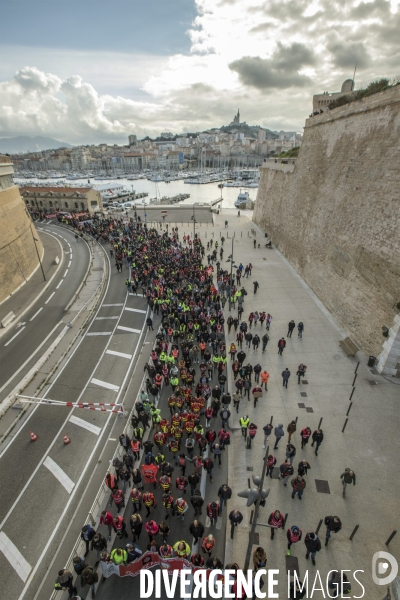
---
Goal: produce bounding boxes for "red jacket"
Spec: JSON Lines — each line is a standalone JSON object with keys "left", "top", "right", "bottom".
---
{"left": 100, "top": 511, "right": 113, "bottom": 526}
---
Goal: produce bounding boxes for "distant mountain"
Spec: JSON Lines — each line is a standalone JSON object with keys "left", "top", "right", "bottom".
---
{"left": 0, "top": 136, "right": 74, "bottom": 154}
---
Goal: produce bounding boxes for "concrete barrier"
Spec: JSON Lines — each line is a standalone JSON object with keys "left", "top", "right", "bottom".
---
{"left": 1, "top": 311, "right": 15, "bottom": 328}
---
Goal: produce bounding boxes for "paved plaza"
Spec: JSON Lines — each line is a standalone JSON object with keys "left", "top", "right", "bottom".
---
{"left": 208, "top": 209, "right": 399, "bottom": 597}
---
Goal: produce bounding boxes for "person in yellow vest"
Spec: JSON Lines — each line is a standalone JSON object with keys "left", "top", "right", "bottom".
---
{"left": 173, "top": 540, "right": 191, "bottom": 559}
{"left": 239, "top": 415, "right": 250, "bottom": 439}
{"left": 110, "top": 547, "right": 127, "bottom": 565}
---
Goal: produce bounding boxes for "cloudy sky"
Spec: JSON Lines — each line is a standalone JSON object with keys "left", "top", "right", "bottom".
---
{"left": 1, "top": 0, "right": 399, "bottom": 144}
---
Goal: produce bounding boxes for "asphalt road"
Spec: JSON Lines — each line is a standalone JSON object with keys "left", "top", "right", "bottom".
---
{"left": 0, "top": 224, "right": 91, "bottom": 403}
{"left": 0, "top": 244, "right": 150, "bottom": 600}
{"left": 94, "top": 330, "right": 230, "bottom": 600}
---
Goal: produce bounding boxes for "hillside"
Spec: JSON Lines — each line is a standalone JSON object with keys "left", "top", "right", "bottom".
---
{"left": 0, "top": 136, "right": 73, "bottom": 154}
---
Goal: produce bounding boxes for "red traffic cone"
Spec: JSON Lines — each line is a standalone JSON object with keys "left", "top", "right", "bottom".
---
{"left": 30, "top": 431, "right": 38, "bottom": 442}
{"left": 63, "top": 434, "right": 71, "bottom": 445}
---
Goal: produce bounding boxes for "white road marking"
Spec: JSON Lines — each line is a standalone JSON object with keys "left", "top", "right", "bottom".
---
{"left": 106, "top": 349, "right": 132, "bottom": 359}
{"left": 108, "top": 438, "right": 117, "bottom": 441}
{"left": 4, "top": 327, "right": 25, "bottom": 347}
{"left": 56, "top": 279, "right": 64, "bottom": 289}
{"left": 103, "top": 303, "right": 123, "bottom": 307}
{"left": 0, "top": 322, "right": 63, "bottom": 397}
{"left": 29, "top": 308, "right": 43, "bottom": 322}
{"left": 0, "top": 532, "right": 32, "bottom": 582}
{"left": 117, "top": 326, "right": 141, "bottom": 333}
{"left": 125, "top": 307, "right": 146, "bottom": 314}
{"left": 45, "top": 292, "right": 55, "bottom": 304}
{"left": 90, "top": 378, "right": 120, "bottom": 391}
{"left": 63, "top": 269, "right": 69, "bottom": 277}
{"left": 43, "top": 457, "right": 75, "bottom": 494}
{"left": 86, "top": 332, "right": 112, "bottom": 336}
{"left": 95, "top": 316, "right": 118, "bottom": 320}
{"left": 68, "top": 260, "right": 71, "bottom": 267}
{"left": 69, "top": 415, "right": 101, "bottom": 435}
{"left": 16, "top": 300, "right": 148, "bottom": 600}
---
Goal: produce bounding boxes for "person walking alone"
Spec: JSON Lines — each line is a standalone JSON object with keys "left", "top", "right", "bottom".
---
{"left": 282, "top": 368, "right": 290, "bottom": 388}
{"left": 273, "top": 423, "right": 284, "bottom": 449}
{"left": 278, "top": 338, "right": 286, "bottom": 355}
{"left": 305, "top": 532, "right": 321, "bottom": 565}
{"left": 340, "top": 468, "right": 356, "bottom": 497}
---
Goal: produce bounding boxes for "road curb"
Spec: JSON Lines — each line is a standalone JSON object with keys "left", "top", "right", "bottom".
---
{"left": 0, "top": 239, "right": 108, "bottom": 442}
{"left": 0, "top": 231, "right": 64, "bottom": 340}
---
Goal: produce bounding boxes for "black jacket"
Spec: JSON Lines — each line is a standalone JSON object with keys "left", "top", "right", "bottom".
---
{"left": 189, "top": 522, "right": 205, "bottom": 538}
{"left": 304, "top": 534, "right": 321, "bottom": 553}
{"left": 325, "top": 516, "right": 342, "bottom": 533}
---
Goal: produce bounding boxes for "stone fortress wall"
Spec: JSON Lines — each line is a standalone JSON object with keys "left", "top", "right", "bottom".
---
{"left": 0, "top": 155, "right": 44, "bottom": 305}
{"left": 253, "top": 86, "right": 400, "bottom": 369}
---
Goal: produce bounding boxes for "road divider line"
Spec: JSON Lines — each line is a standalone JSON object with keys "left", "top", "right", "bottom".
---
{"left": 29, "top": 308, "right": 43, "bottom": 322}
{"left": 117, "top": 326, "right": 141, "bottom": 333}
{"left": 106, "top": 349, "right": 132, "bottom": 359}
{"left": 4, "top": 327, "right": 25, "bottom": 347}
{"left": 56, "top": 280, "right": 64, "bottom": 289}
{"left": 103, "top": 303, "right": 123, "bottom": 307}
{"left": 43, "top": 457, "right": 75, "bottom": 494}
{"left": 90, "top": 378, "right": 120, "bottom": 392}
{"left": 0, "top": 532, "right": 32, "bottom": 582}
{"left": 0, "top": 321, "right": 63, "bottom": 397}
{"left": 95, "top": 316, "right": 118, "bottom": 320}
{"left": 45, "top": 292, "right": 55, "bottom": 304}
{"left": 68, "top": 260, "right": 71, "bottom": 267}
{"left": 86, "top": 332, "right": 112, "bottom": 336}
{"left": 124, "top": 307, "right": 146, "bottom": 314}
{"left": 69, "top": 415, "right": 102, "bottom": 435}
{"left": 64, "top": 269, "right": 69, "bottom": 277}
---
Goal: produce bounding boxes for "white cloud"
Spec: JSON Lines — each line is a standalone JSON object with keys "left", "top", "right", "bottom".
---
{"left": 0, "top": 0, "right": 399, "bottom": 142}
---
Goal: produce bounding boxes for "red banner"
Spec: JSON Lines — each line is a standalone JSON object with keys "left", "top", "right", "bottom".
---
{"left": 102, "top": 552, "right": 215, "bottom": 579}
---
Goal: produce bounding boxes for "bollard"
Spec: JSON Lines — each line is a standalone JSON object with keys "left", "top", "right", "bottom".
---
{"left": 295, "top": 416, "right": 298, "bottom": 424}
{"left": 349, "top": 387, "right": 355, "bottom": 401}
{"left": 352, "top": 373, "right": 357, "bottom": 387}
{"left": 318, "top": 417, "right": 323, "bottom": 429}
{"left": 349, "top": 524, "right": 359, "bottom": 540}
{"left": 342, "top": 418, "right": 348, "bottom": 432}
{"left": 241, "top": 231, "right": 242, "bottom": 237}
{"left": 315, "top": 519, "right": 323, "bottom": 535}
{"left": 385, "top": 530, "right": 397, "bottom": 546}
{"left": 346, "top": 402, "right": 353, "bottom": 416}
{"left": 283, "top": 513, "right": 289, "bottom": 528}
{"left": 354, "top": 362, "right": 360, "bottom": 374}
{"left": 269, "top": 415, "right": 273, "bottom": 425}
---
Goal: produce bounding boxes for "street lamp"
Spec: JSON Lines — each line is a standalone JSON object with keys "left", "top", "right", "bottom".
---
{"left": 190, "top": 207, "right": 196, "bottom": 239}
{"left": 238, "top": 446, "right": 270, "bottom": 572}
{"left": 226, "top": 238, "right": 237, "bottom": 312}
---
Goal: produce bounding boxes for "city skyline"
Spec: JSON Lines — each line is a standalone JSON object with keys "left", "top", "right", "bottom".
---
{"left": 1, "top": 0, "right": 399, "bottom": 144}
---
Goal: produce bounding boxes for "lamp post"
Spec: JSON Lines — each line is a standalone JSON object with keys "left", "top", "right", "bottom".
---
{"left": 242, "top": 448, "right": 269, "bottom": 572}
{"left": 227, "top": 237, "right": 237, "bottom": 312}
{"left": 190, "top": 205, "right": 196, "bottom": 239}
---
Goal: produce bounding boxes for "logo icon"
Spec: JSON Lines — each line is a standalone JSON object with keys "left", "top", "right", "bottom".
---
{"left": 372, "top": 551, "right": 398, "bottom": 585}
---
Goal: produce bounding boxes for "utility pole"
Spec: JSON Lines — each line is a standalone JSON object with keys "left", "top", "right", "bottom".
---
{"left": 243, "top": 451, "right": 269, "bottom": 572}
{"left": 228, "top": 237, "right": 235, "bottom": 312}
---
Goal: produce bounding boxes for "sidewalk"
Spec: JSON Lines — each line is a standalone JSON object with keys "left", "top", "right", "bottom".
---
{"left": 0, "top": 229, "right": 62, "bottom": 336}
{"left": 196, "top": 211, "right": 400, "bottom": 597}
